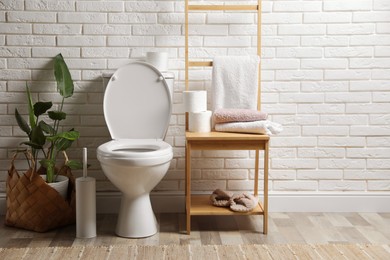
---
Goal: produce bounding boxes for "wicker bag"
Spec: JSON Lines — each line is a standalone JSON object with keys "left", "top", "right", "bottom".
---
{"left": 5, "top": 152, "right": 76, "bottom": 232}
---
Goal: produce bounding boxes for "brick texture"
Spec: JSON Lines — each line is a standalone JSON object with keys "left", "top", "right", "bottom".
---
{"left": 0, "top": 0, "right": 389, "bottom": 195}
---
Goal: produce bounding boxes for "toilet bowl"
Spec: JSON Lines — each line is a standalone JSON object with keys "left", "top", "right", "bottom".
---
{"left": 97, "top": 139, "right": 172, "bottom": 237}
{"left": 97, "top": 61, "right": 174, "bottom": 238}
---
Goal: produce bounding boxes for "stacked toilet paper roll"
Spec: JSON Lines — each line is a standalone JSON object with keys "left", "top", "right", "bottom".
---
{"left": 146, "top": 52, "right": 168, "bottom": 71}
{"left": 184, "top": 90, "right": 212, "bottom": 133}
{"left": 184, "top": 91, "right": 207, "bottom": 112}
{"left": 189, "top": 110, "right": 212, "bottom": 132}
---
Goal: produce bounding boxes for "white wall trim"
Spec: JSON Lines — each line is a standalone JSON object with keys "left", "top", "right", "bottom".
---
{"left": 267, "top": 192, "right": 390, "bottom": 212}
{"left": 1, "top": 191, "right": 390, "bottom": 215}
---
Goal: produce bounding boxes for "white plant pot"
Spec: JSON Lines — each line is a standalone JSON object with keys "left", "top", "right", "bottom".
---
{"left": 40, "top": 175, "right": 69, "bottom": 199}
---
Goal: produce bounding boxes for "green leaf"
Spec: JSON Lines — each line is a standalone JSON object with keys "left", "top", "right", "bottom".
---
{"left": 15, "top": 108, "right": 31, "bottom": 135}
{"left": 64, "top": 130, "right": 80, "bottom": 140}
{"left": 66, "top": 160, "right": 83, "bottom": 170}
{"left": 54, "top": 53, "right": 74, "bottom": 98}
{"left": 33, "top": 101, "right": 52, "bottom": 117}
{"left": 26, "top": 84, "right": 36, "bottom": 128}
{"left": 55, "top": 138, "right": 74, "bottom": 151}
{"left": 48, "top": 111, "right": 66, "bottom": 121}
{"left": 30, "top": 125, "right": 46, "bottom": 147}
{"left": 47, "top": 130, "right": 80, "bottom": 142}
{"left": 38, "top": 120, "right": 54, "bottom": 135}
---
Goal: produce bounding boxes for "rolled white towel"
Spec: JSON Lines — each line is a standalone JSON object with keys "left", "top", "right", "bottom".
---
{"left": 214, "top": 120, "right": 283, "bottom": 135}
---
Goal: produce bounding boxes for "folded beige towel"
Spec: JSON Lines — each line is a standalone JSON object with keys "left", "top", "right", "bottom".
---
{"left": 229, "top": 193, "right": 259, "bottom": 212}
{"left": 210, "top": 189, "right": 234, "bottom": 207}
{"left": 213, "top": 108, "right": 268, "bottom": 124}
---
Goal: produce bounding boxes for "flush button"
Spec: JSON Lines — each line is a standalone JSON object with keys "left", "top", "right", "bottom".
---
{"left": 111, "top": 76, "right": 117, "bottom": 81}
{"left": 158, "top": 76, "right": 164, "bottom": 81}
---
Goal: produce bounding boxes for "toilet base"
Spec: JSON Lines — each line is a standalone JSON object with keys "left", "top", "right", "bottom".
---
{"left": 115, "top": 194, "right": 158, "bottom": 238}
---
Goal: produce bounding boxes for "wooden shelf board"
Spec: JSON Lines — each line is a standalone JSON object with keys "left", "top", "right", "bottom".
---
{"left": 190, "top": 195, "right": 264, "bottom": 216}
{"left": 189, "top": 61, "right": 213, "bottom": 67}
{"left": 186, "top": 131, "right": 270, "bottom": 141}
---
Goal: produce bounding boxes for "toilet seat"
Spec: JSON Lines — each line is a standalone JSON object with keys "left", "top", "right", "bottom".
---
{"left": 103, "top": 61, "right": 172, "bottom": 140}
{"left": 97, "top": 139, "right": 173, "bottom": 167}
{"left": 98, "top": 61, "right": 173, "bottom": 167}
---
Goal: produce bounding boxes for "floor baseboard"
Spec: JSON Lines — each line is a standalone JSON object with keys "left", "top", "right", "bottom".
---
{"left": 1, "top": 192, "right": 389, "bottom": 215}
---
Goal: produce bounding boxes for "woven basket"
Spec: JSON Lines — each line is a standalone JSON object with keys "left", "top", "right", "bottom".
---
{"left": 5, "top": 152, "right": 76, "bottom": 232}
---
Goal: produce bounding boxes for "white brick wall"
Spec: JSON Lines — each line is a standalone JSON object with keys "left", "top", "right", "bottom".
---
{"left": 0, "top": 0, "right": 389, "bottom": 198}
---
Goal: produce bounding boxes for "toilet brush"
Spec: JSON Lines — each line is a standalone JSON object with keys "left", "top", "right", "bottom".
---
{"left": 76, "top": 148, "right": 97, "bottom": 238}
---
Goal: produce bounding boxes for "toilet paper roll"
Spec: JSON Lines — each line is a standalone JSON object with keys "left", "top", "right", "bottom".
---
{"left": 189, "top": 110, "right": 212, "bottom": 133}
{"left": 184, "top": 91, "right": 207, "bottom": 112}
{"left": 76, "top": 177, "right": 97, "bottom": 238}
{"left": 146, "top": 52, "right": 168, "bottom": 71}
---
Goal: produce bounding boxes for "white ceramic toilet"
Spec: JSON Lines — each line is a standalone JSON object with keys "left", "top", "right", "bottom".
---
{"left": 97, "top": 61, "right": 174, "bottom": 238}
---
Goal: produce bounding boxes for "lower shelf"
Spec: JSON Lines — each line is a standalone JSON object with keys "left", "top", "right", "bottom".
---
{"left": 189, "top": 195, "right": 264, "bottom": 216}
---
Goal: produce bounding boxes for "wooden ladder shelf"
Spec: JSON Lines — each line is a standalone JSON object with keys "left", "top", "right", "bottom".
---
{"left": 184, "top": 0, "right": 269, "bottom": 235}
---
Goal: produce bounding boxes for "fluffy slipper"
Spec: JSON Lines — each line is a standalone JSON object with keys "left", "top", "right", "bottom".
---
{"left": 229, "top": 193, "right": 259, "bottom": 212}
{"left": 210, "top": 189, "right": 234, "bottom": 207}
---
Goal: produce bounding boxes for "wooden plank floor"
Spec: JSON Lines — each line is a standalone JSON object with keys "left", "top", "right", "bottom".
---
{"left": 1, "top": 213, "right": 390, "bottom": 248}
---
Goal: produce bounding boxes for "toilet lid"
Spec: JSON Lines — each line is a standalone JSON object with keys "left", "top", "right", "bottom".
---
{"left": 104, "top": 62, "right": 172, "bottom": 139}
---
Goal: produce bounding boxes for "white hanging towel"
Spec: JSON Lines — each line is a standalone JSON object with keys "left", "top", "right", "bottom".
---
{"left": 211, "top": 56, "right": 260, "bottom": 111}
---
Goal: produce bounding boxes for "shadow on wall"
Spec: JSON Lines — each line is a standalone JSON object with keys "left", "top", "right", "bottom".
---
{"left": 67, "top": 79, "right": 111, "bottom": 184}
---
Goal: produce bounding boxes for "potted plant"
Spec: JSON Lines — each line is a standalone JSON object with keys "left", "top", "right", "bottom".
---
{"left": 5, "top": 53, "right": 82, "bottom": 232}
{"left": 15, "top": 53, "right": 82, "bottom": 184}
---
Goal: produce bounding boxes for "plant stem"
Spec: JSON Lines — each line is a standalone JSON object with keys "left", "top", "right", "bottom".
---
{"left": 59, "top": 97, "right": 65, "bottom": 112}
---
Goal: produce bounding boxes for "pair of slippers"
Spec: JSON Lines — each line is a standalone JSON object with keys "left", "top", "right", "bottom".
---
{"left": 210, "top": 189, "right": 259, "bottom": 212}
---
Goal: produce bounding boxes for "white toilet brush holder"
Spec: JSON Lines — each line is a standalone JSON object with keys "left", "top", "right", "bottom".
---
{"left": 76, "top": 148, "right": 97, "bottom": 238}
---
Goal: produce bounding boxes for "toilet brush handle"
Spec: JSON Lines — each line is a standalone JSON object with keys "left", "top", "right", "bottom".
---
{"left": 83, "top": 147, "right": 87, "bottom": 178}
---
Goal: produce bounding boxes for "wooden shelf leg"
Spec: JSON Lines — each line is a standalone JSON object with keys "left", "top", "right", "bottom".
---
{"left": 254, "top": 150, "right": 259, "bottom": 197}
{"left": 185, "top": 142, "right": 191, "bottom": 235}
{"left": 263, "top": 141, "right": 269, "bottom": 234}
{"left": 255, "top": 149, "right": 263, "bottom": 235}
